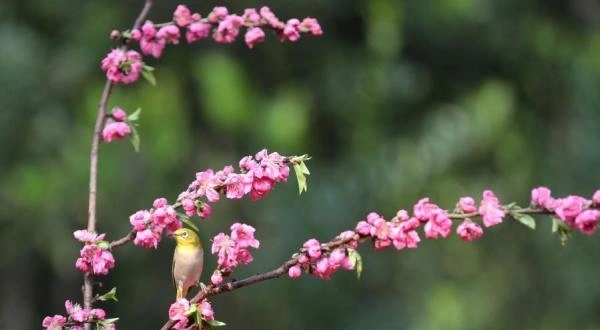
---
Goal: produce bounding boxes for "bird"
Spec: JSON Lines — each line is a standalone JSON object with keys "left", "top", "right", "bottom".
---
{"left": 170, "top": 227, "right": 204, "bottom": 299}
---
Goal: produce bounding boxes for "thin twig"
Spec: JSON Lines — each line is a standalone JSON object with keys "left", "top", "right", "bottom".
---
{"left": 83, "top": 1, "right": 155, "bottom": 329}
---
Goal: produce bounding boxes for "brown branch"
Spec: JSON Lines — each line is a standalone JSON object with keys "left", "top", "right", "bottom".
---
{"left": 83, "top": 1, "right": 155, "bottom": 329}
{"left": 154, "top": 203, "right": 589, "bottom": 330}
{"left": 157, "top": 234, "right": 357, "bottom": 330}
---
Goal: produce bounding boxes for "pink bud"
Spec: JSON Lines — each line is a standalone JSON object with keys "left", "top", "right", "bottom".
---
{"left": 130, "top": 29, "right": 142, "bottom": 41}
{"left": 110, "top": 30, "right": 121, "bottom": 40}
{"left": 111, "top": 107, "right": 127, "bottom": 121}
{"left": 458, "top": 196, "right": 477, "bottom": 213}
{"left": 593, "top": 190, "right": 600, "bottom": 205}
{"left": 211, "top": 270, "right": 223, "bottom": 285}
{"left": 288, "top": 265, "right": 302, "bottom": 278}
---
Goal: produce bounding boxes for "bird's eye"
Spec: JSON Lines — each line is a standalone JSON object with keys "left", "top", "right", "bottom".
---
{"left": 181, "top": 231, "right": 189, "bottom": 238}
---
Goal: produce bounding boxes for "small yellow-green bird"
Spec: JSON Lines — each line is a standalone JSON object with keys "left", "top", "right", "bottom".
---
{"left": 170, "top": 228, "right": 204, "bottom": 299}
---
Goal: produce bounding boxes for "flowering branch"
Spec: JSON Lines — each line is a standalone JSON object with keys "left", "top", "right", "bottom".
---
{"left": 84, "top": 0, "right": 155, "bottom": 328}
{"left": 157, "top": 187, "right": 600, "bottom": 329}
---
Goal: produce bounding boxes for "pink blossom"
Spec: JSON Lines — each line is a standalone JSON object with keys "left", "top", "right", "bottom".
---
{"left": 236, "top": 248, "right": 254, "bottom": 265}
{"left": 102, "top": 122, "right": 131, "bottom": 142}
{"left": 328, "top": 248, "right": 346, "bottom": 266}
{"left": 173, "top": 5, "right": 194, "bottom": 27}
{"left": 423, "top": 209, "right": 452, "bottom": 239}
{"left": 303, "top": 238, "right": 321, "bottom": 260}
{"left": 90, "top": 308, "right": 106, "bottom": 320}
{"left": 193, "top": 170, "right": 221, "bottom": 202}
{"left": 181, "top": 198, "right": 196, "bottom": 217}
{"left": 555, "top": 195, "right": 587, "bottom": 225}
{"left": 478, "top": 190, "right": 505, "bottom": 227}
{"left": 225, "top": 172, "right": 253, "bottom": 199}
{"left": 282, "top": 19, "right": 301, "bottom": 42}
{"left": 249, "top": 177, "right": 275, "bottom": 200}
{"left": 73, "top": 230, "right": 104, "bottom": 243}
{"left": 197, "top": 203, "right": 212, "bottom": 219}
{"left": 186, "top": 22, "right": 212, "bottom": 43}
{"left": 390, "top": 222, "right": 421, "bottom": 250}
{"left": 101, "top": 48, "right": 143, "bottom": 84}
{"left": 157, "top": 25, "right": 181, "bottom": 45}
{"left": 574, "top": 210, "right": 600, "bottom": 235}
{"left": 213, "top": 15, "right": 244, "bottom": 44}
{"left": 593, "top": 190, "right": 600, "bottom": 205}
{"left": 208, "top": 6, "right": 229, "bottom": 23}
{"left": 456, "top": 220, "right": 484, "bottom": 241}
{"left": 76, "top": 245, "right": 115, "bottom": 275}
{"left": 130, "top": 210, "right": 151, "bottom": 231}
{"left": 245, "top": 27, "right": 266, "bottom": 49}
{"left": 288, "top": 265, "right": 302, "bottom": 278}
{"left": 355, "top": 221, "right": 371, "bottom": 236}
{"left": 239, "top": 155, "right": 258, "bottom": 171}
{"left": 243, "top": 8, "right": 261, "bottom": 25}
{"left": 168, "top": 298, "right": 190, "bottom": 322}
{"left": 66, "top": 301, "right": 89, "bottom": 323}
{"left": 110, "top": 30, "right": 120, "bottom": 40}
{"left": 133, "top": 228, "right": 160, "bottom": 248}
{"left": 531, "top": 187, "right": 553, "bottom": 208}
{"left": 42, "top": 315, "right": 66, "bottom": 330}
{"left": 140, "top": 21, "right": 166, "bottom": 58}
{"left": 260, "top": 6, "right": 285, "bottom": 29}
{"left": 458, "top": 197, "right": 477, "bottom": 213}
{"left": 339, "top": 230, "right": 358, "bottom": 249}
{"left": 312, "top": 257, "right": 334, "bottom": 279}
{"left": 212, "top": 233, "right": 237, "bottom": 269}
{"left": 254, "top": 149, "right": 289, "bottom": 182}
{"left": 414, "top": 198, "right": 441, "bottom": 222}
{"left": 111, "top": 107, "right": 127, "bottom": 121}
{"left": 151, "top": 200, "right": 181, "bottom": 234}
{"left": 299, "top": 17, "right": 323, "bottom": 36}
{"left": 199, "top": 299, "right": 215, "bottom": 321}
{"left": 130, "top": 29, "right": 142, "bottom": 41}
{"left": 393, "top": 209, "right": 410, "bottom": 222}
{"left": 211, "top": 270, "right": 223, "bottom": 285}
{"left": 230, "top": 223, "right": 260, "bottom": 249}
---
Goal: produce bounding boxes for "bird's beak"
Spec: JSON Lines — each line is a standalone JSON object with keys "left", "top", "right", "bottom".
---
{"left": 167, "top": 233, "right": 176, "bottom": 238}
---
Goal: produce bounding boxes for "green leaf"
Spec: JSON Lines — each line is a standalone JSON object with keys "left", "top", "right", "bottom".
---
{"left": 206, "top": 320, "right": 227, "bottom": 327}
{"left": 505, "top": 202, "right": 518, "bottom": 210}
{"left": 552, "top": 218, "right": 572, "bottom": 246}
{"left": 141, "top": 65, "right": 156, "bottom": 86}
{"left": 179, "top": 213, "right": 199, "bottom": 232}
{"left": 514, "top": 213, "right": 536, "bottom": 230}
{"left": 99, "top": 318, "right": 119, "bottom": 325}
{"left": 185, "top": 303, "right": 198, "bottom": 317}
{"left": 130, "top": 125, "right": 140, "bottom": 152}
{"left": 127, "top": 108, "right": 141, "bottom": 122}
{"left": 293, "top": 160, "right": 310, "bottom": 195}
{"left": 97, "top": 287, "right": 118, "bottom": 302}
{"left": 97, "top": 240, "right": 110, "bottom": 249}
{"left": 347, "top": 248, "right": 363, "bottom": 279}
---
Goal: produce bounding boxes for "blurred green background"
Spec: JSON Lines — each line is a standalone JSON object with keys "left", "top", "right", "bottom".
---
{"left": 2, "top": 0, "right": 600, "bottom": 329}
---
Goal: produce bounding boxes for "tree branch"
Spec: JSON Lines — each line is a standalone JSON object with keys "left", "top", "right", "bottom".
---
{"left": 84, "top": 1, "right": 155, "bottom": 329}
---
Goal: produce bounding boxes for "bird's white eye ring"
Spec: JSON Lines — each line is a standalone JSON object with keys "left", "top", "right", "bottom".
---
{"left": 181, "top": 231, "right": 189, "bottom": 238}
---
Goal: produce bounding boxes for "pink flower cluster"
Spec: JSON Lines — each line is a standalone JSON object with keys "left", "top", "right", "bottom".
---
{"left": 74, "top": 230, "right": 115, "bottom": 275}
{"left": 210, "top": 223, "right": 260, "bottom": 284}
{"left": 168, "top": 298, "right": 214, "bottom": 329}
{"left": 130, "top": 198, "right": 182, "bottom": 248}
{"left": 102, "top": 107, "right": 132, "bottom": 143}
{"left": 123, "top": 5, "right": 322, "bottom": 57}
{"left": 531, "top": 187, "right": 600, "bottom": 235}
{"left": 178, "top": 149, "right": 290, "bottom": 219}
{"left": 288, "top": 231, "right": 357, "bottom": 280}
{"left": 43, "top": 301, "right": 112, "bottom": 330}
{"left": 355, "top": 211, "right": 422, "bottom": 249}
{"left": 129, "top": 149, "right": 293, "bottom": 249}
{"left": 101, "top": 48, "right": 142, "bottom": 84}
